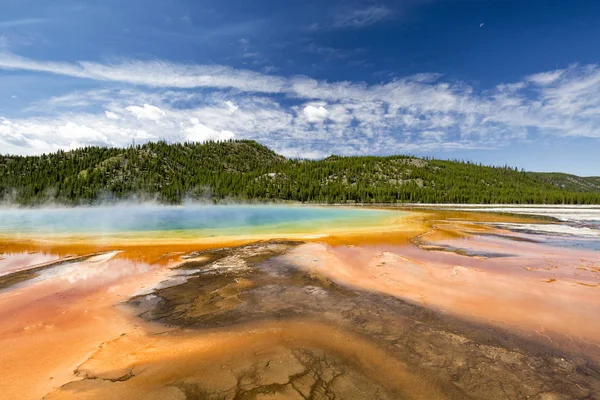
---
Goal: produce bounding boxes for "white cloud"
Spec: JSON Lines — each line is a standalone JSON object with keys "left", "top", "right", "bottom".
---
{"left": 224, "top": 100, "right": 238, "bottom": 113}
{"left": 185, "top": 124, "right": 235, "bottom": 142}
{"left": 1, "top": 52, "right": 600, "bottom": 158}
{"left": 105, "top": 111, "right": 119, "bottom": 120}
{"left": 420, "top": 130, "right": 446, "bottom": 142}
{"left": 184, "top": 123, "right": 235, "bottom": 142}
{"left": 125, "top": 104, "right": 165, "bottom": 121}
{"left": 527, "top": 69, "right": 565, "bottom": 85}
{"left": 303, "top": 104, "right": 329, "bottom": 123}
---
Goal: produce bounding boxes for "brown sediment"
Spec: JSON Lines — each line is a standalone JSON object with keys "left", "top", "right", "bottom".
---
{"left": 578, "top": 282, "right": 599, "bottom": 288}
{"left": 283, "top": 238, "right": 600, "bottom": 361}
{"left": 398, "top": 207, "right": 558, "bottom": 224}
{"left": 47, "top": 238, "right": 600, "bottom": 400}
{"left": 46, "top": 319, "right": 459, "bottom": 400}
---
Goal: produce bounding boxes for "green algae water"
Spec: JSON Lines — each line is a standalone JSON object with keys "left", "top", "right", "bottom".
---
{"left": 0, "top": 205, "right": 399, "bottom": 238}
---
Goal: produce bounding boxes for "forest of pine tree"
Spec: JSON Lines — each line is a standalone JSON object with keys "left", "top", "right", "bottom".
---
{"left": 1, "top": 140, "right": 599, "bottom": 205}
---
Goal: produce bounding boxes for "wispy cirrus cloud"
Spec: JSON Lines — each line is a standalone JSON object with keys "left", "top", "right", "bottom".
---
{"left": 307, "top": 5, "right": 394, "bottom": 31}
{"left": 527, "top": 69, "right": 566, "bottom": 85}
{"left": 332, "top": 5, "right": 394, "bottom": 29}
{"left": 303, "top": 43, "right": 367, "bottom": 61}
{"left": 1, "top": 52, "right": 600, "bottom": 158}
{"left": 0, "top": 18, "right": 47, "bottom": 28}
{"left": 0, "top": 52, "right": 287, "bottom": 93}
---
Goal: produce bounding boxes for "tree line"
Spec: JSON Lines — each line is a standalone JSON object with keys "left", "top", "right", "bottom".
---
{"left": 1, "top": 140, "right": 599, "bottom": 205}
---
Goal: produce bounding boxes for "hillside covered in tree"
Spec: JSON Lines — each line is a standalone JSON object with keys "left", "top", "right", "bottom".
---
{"left": 1, "top": 140, "right": 599, "bottom": 205}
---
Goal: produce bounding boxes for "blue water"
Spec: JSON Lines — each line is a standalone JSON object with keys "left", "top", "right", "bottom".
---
{"left": 0, "top": 205, "right": 394, "bottom": 236}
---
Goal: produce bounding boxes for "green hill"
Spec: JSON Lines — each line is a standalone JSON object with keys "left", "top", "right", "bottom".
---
{"left": 528, "top": 172, "right": 600, "bottom": 193}
{"left": 1, "top": 140, "right": 598, "bottom": 205}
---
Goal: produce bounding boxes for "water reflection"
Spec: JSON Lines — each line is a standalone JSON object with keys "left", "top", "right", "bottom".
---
{"left": 0, "top": 251, "right": 61, "bottom": 276}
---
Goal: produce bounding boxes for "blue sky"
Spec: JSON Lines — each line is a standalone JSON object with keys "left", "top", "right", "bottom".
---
{"left": 0, "top": 0, "right": 599, "bottom": 175}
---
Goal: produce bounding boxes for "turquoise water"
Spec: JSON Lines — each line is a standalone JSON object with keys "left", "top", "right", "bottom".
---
{"left": 0, "top": 205, "right": 395, "bottom": 237}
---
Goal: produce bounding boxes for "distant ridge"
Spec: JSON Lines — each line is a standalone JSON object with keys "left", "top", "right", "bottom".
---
{"left": 529, "top": 173, "right": 600, "bottom": 193}
{"left": 1, "top": 140, "right": 599, "bottom": 205}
